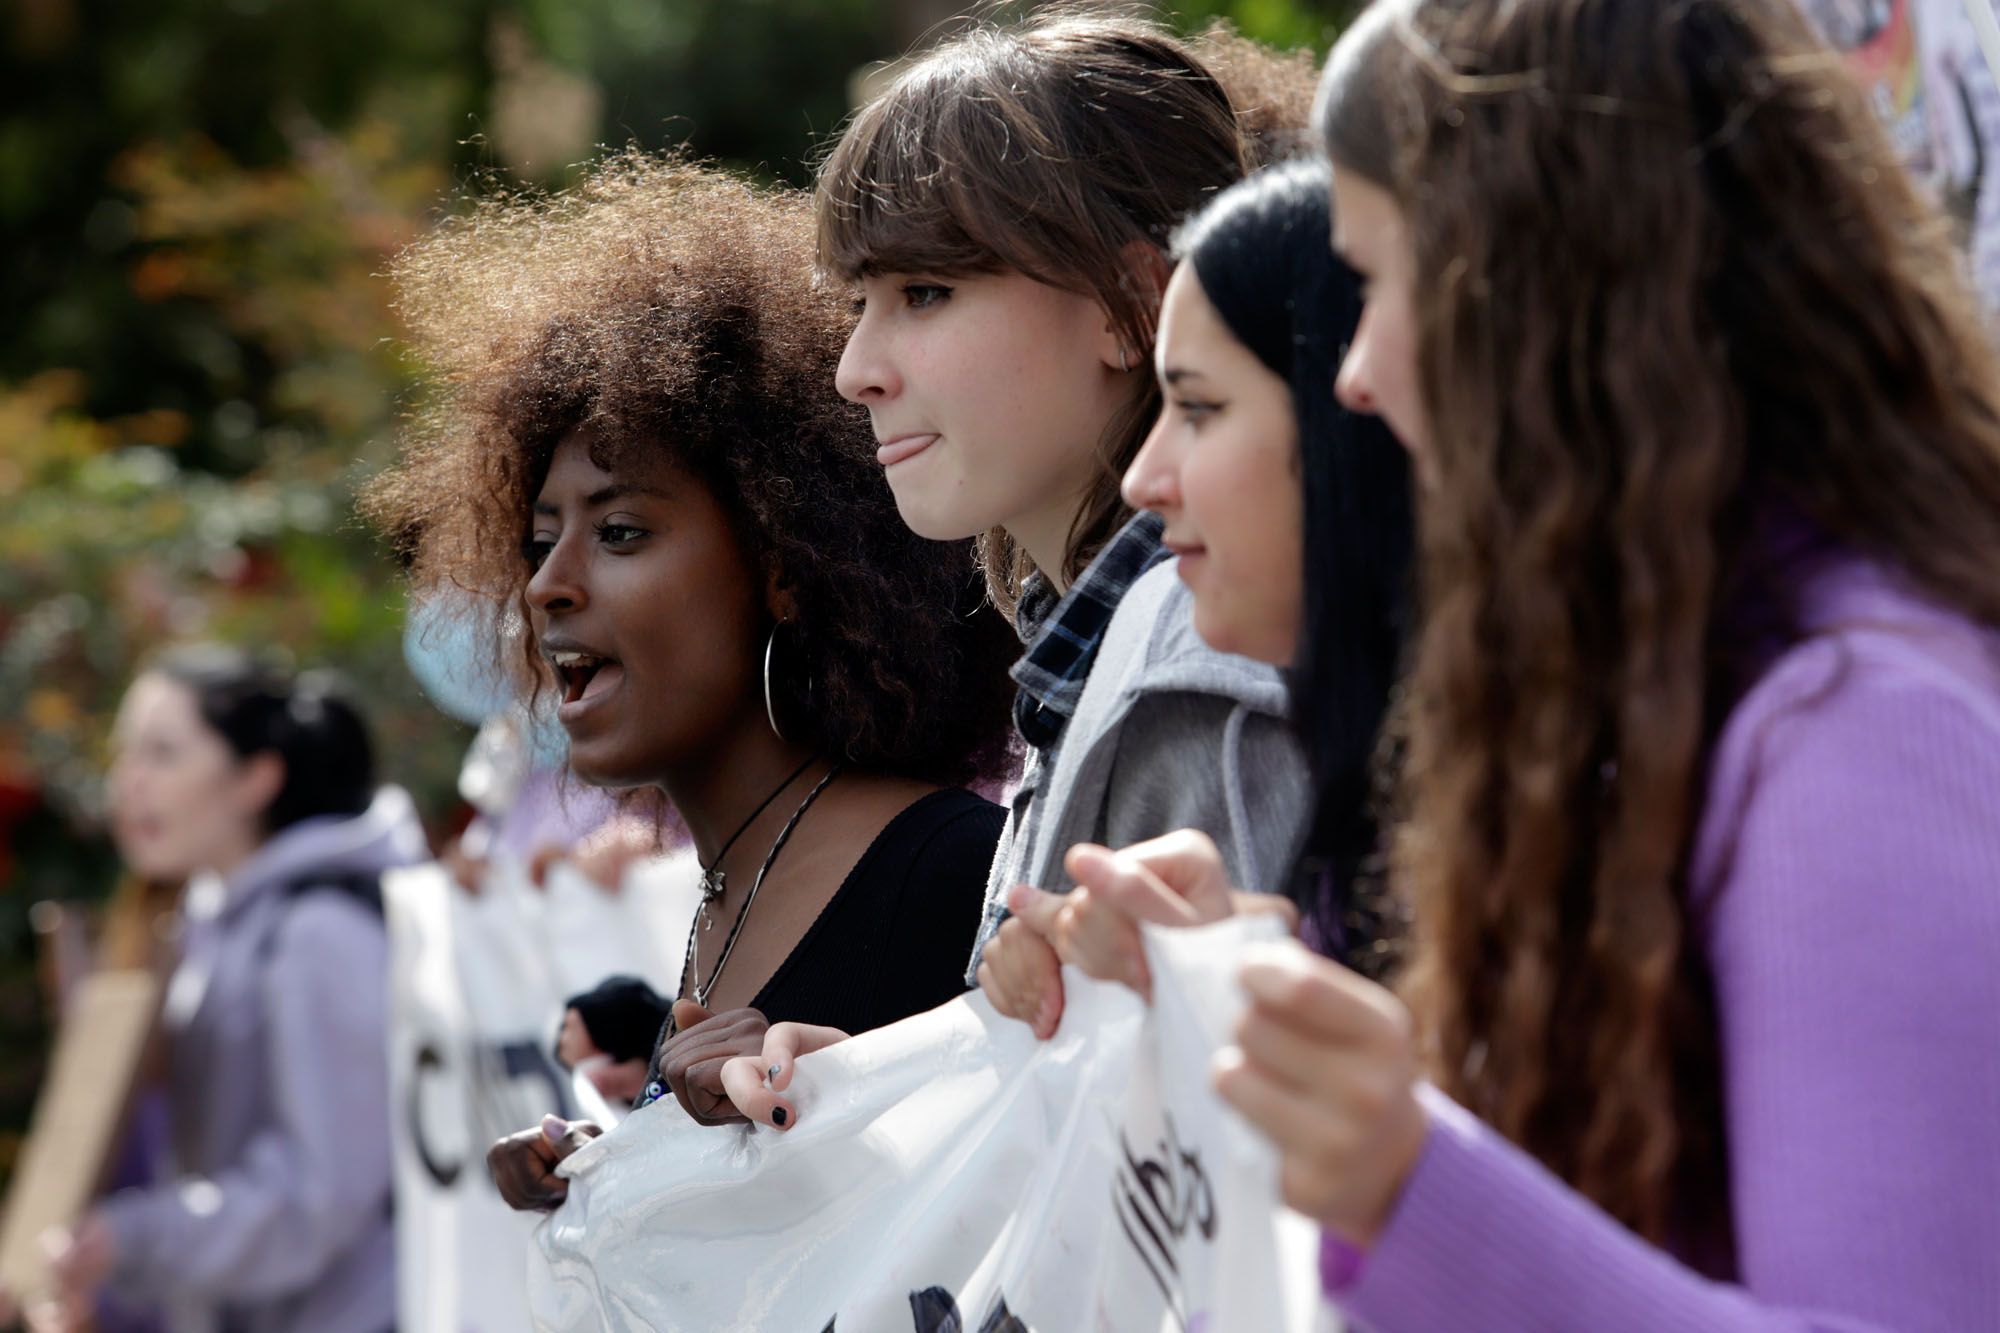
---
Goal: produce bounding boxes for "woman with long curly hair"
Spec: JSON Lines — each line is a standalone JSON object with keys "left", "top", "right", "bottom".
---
{"left": 1190, "top": 1, "right": 2000, "bottom": 1328}
{"left": 366, "top": 154, "right": 1017, "bottom": 1206}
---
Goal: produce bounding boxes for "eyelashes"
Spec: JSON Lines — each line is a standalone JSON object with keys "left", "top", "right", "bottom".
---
{"left": 520, "top": 521, "right": 648, "bottom": 569}
{"left": 849, "top": 280, "right": 955, "bottom": 316}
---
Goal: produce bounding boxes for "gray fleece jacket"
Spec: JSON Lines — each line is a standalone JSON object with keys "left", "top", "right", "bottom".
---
{"left": 967, "top": 561, "right": 1311, "bottom": 978}
{"left": 100, "top": 787, "right": 427, "bottom": 1333}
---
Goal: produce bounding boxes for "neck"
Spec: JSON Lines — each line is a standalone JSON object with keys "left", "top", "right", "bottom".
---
{"left": 660, "top": 719, "right": 821, "bottom": 866}
{"left": 210, "top": 828, "right": 266, "bottom": 884}
{"left": 1007, "top": 485, "right": 1093, "bottom": 598}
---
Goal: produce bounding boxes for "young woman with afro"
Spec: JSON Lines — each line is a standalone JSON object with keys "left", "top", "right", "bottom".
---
{"left": 366, "top": 153, "right": 1019, "bottom": 1207}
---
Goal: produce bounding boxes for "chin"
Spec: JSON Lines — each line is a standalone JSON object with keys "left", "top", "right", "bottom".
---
{"left": 886, "top": 486, "right": 984, "bottom": 544}
{"left": 1193, "top": 605, "right": 1292, "bottom": 669}
{"left": 564, "top": 744, "right": 653, "bottom": 791}
{"left": 120, "top": 845, "right": 195, "bottom": 883}
{"left": 1189, "top": 602, "right": 1240, "bottom": 657}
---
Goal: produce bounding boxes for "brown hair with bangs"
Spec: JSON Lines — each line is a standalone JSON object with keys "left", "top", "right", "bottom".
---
{"left": 817, "top": 6, "right": 1318, "bottom": 611}
{"left": 1321, "top": 0, "right": 2000, "bottom": 1242}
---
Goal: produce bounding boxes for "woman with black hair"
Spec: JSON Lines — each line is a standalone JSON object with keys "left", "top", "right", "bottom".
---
{"left": 1011, "top": 157, "right": 1410, "bottom": 976}
{"left": 1148, "top": 154, "right": 1411, "bottom": 957}
{"left": 41, "top": 645, "right": 426, "bottom": 1333}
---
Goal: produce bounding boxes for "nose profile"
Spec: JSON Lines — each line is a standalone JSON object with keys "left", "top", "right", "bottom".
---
{"left": 1335, "top": 342, "right": 1376, "bottom": 415}
{"left": 527, "top": 535, "right": 585, "bottom": 614}
{"left": 1121, "top": 412, "right": 1181, "bottom": 513}
{"left": 835, "top": 310, "right": 898, "bottom": 405}
{"left": 106, "top": 754, "right": 135, "bottom": 805}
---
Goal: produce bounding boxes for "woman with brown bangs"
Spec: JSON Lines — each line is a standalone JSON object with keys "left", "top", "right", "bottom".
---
{"left": 1170, "top": 1, "right": 2000, "bottom": 1328}
{"left": 818, "top": 7, "right": 1327, "bottom": 1043}
{"left": 365, "top": 154, "right": 1017, "bottom": 1207}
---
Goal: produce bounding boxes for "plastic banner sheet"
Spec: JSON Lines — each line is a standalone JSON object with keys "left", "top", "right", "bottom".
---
{"left": 530, "top": 916, "right": 1333, "bottom": 1333}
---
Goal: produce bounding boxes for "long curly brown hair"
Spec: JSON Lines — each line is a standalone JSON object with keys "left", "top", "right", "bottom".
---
{"left": 816, "top": 6, "right": 1319, "bottom": 613}
{"left": 1322, "top": 0, "right": 2000, "bottom": 1241}
{"left": 366, "top": 153, "right": 1017, "bottom": 787}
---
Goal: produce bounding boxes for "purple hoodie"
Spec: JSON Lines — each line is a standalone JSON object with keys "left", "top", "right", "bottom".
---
{"left": 99, "top": 788, "right": 427, "bottom": 1333}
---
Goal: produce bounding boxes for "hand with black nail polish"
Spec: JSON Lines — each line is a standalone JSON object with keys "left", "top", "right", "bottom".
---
{"left": 717, "top": 1021, "right": 852, "bottom": 1130}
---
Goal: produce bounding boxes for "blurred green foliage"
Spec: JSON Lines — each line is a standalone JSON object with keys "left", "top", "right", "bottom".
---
{"left": 0, "top": 0, "right": 1351, "bottom": 1174}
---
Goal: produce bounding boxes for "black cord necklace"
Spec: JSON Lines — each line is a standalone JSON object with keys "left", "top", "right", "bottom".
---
{"left": 695, "top": 753, "right": 817, "bottom": 931}
{"left": 679, "top": 762, "right": 842, "bottom": 1013}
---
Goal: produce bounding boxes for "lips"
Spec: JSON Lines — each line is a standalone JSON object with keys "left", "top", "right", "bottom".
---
{"left": 1163, "top": 538, "right": 1207, "bottom": 585}
{"left": 114, "top": 815, "right": 161, "bottom": 845}
{"left": 875, "top": 433, "right": 939, "bottom": 467}
{"left": 546, "top": 644, "right": 625, "bottom": 724}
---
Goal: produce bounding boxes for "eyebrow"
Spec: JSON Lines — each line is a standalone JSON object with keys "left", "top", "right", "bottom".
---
{"left": 1161, "top": 367, "right": 1211, "bottom": 387}
{"left": 531, "top": 482, "right": 666, "bottom": 517}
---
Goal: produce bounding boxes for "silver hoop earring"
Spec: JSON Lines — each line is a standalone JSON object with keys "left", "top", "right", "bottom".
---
{"left": 1118, "top": 347, "right": 1132, "bottom": 374}
{"left": 762, "top": 621, "right": 813, "bottom": 741}
{"left": 763, "top": 624, "right": 786, "bottom": 740}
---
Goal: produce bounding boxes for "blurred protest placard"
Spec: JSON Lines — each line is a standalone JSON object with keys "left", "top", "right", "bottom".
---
{"left": 0, "top": 969, "right": 161, "bottom": 1306}
{"left": 385, "top": 850, "right": 696, "bottom": 1333}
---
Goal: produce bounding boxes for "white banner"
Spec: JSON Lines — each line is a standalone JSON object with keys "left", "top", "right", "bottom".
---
{"left": 385, "top": 852, "right": 699, "bottom": 1333}
{"left": 529, "top": 917, "right": 1333, "bottom": 1333}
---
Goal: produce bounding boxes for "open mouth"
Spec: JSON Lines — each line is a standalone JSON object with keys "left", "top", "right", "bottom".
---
{"left": 550, "top": 650, "right": 622, "bottom": 708}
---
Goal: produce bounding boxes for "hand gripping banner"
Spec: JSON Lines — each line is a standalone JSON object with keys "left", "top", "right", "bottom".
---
{"left": 529, "top": 916, "right": 1333, "bottom": 1333}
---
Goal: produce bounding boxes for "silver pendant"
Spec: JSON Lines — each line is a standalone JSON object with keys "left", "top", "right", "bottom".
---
{"left": 698, "top": 867, "right": 725, "bottom": 931}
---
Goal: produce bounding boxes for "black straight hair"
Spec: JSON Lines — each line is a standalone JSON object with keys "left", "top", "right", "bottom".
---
{"left": 151, "top": 645, "right": 376, "bottom": 834}
{"left": 1174, "top": 156, "right": 1413, "bottom": 970}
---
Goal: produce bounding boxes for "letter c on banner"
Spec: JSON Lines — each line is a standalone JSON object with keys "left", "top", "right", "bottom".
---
{"left": 407, "top": 1041, "right": 464, "bottom": 1187}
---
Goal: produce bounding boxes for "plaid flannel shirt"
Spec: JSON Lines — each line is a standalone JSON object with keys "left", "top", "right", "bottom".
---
{"left": 1008, "top": 510, "right": 1170, "bottom": 750}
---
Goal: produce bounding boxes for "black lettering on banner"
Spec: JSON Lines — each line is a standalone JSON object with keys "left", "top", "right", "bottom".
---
{"left": 402, "top": 1035, "right": 578, "bottom": 1193}
{"left": 822, "top": 1288, "right": 1028, "bottom": 1332}
{"left": 467, "top": 1038, "right": 577, "bottom": 1147}
{"left": 1111, "top": 1111, "right": 1216, "bottom": 1332}
{"left": 405, "top": 1041, "right": 462, "bottom": 1187}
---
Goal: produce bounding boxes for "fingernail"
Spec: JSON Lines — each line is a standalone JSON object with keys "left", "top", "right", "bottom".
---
{"left": 771, "top": 1106, "right": 789, "bottom": 1127}
{"left": 541, "top": 1114, "right": 569, "bottom": 1142}
{"left": 768, "top": 1064, "right": 782, "bottom": 1083}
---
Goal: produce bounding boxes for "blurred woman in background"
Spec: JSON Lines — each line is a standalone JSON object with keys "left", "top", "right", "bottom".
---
{"left": 42, "top": 645, "right": 424, "bottom": 1333}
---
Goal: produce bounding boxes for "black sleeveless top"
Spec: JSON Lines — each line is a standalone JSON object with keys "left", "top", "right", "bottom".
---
{"left": 745, "top": 786, "right": 1001, "bottom": 1032}
{"left": 634, "top": 787, "right": 1003, "bottom": 1087}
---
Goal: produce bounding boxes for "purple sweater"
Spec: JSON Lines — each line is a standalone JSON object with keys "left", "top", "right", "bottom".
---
{"left": 1327, "top": 559, "right": 2000, "bottom": 1332}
